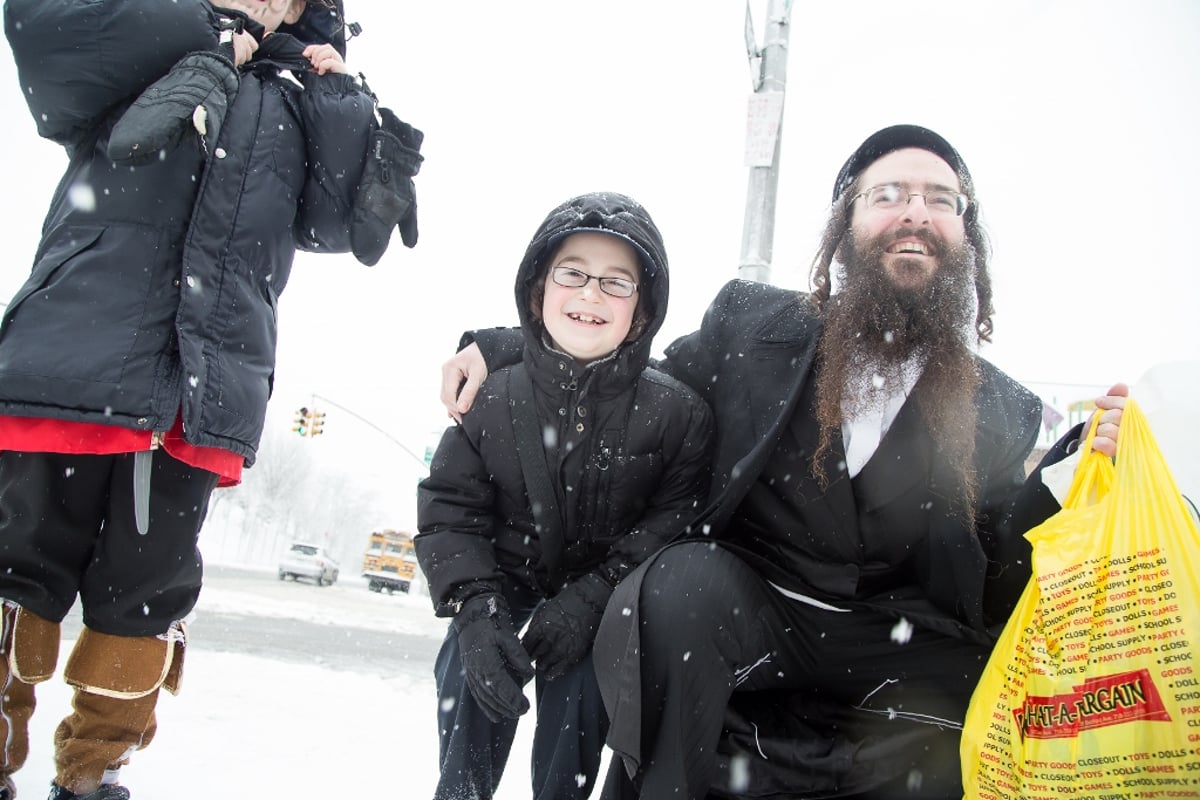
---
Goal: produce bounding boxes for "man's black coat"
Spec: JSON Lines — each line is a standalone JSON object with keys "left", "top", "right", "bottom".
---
{"left": 656, "top": 278, "right": 1061, "bottom": 634}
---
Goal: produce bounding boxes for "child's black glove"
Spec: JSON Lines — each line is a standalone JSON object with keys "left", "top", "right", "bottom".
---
{"left": 452, "top": 594, "right": 534, "bottom": 723}
{"left": 521, "top": 572, "right": 612, "bottom": 681}
{"left": 350, "top": 107, "right": 424, "bottom": 265}
{"left": 108, "top": 50, "right": 240, "bottom": 165}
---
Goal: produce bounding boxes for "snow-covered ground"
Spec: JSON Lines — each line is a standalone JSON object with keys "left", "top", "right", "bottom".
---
{"left": 9, "top": 574, "right": 581, "bottom": 800}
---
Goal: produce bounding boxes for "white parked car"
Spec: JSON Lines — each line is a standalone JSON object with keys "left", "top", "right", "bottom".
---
{"left": 278, "top": 542, "right": 340, "bottom": 586}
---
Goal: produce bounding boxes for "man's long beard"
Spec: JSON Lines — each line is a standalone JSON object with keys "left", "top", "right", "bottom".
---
{"left": 812, "top": 227, "right": 982, "bottom": 518}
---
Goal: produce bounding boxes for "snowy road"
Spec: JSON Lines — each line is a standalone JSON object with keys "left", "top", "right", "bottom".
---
{"left": 61, "top": 563, "right": 449, "bottom": 679}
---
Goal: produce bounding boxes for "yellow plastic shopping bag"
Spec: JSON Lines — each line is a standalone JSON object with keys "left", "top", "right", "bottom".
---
{"left": 962, "top": 399, "right": 1200, "bottom": 799}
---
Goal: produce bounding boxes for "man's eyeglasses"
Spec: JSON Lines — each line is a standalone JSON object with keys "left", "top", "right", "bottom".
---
{"left": 851, "top": 183, "right": 969, "bottom": 217}
{"left": 551, "top": 266, "right": 638, "bottom": 299}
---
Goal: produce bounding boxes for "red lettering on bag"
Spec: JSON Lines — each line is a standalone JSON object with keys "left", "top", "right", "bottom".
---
{"left": 1015, "top": 668, "right": 1173, "bottom": 739}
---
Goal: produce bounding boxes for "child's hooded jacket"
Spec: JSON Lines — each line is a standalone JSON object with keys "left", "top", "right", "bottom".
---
{"left": 0, "top": 0, "right": 375, "bottom": 465}
{"left": 415, "top": 192, "right": 713, "bottom": 614}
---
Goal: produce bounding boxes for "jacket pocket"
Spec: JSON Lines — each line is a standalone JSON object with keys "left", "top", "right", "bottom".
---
{"left": 0, "top": 222, "right": 175, "bottom": 388}
{"left": 1, "top": 225, "right": 104, "bottom": 333}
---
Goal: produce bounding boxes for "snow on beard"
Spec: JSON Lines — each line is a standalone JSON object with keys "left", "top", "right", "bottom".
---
{"left": 823, "top": 226, "right": 978, "bottom": 418}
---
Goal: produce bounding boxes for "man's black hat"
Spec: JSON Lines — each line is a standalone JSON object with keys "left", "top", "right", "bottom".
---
{"left": 831, "top": 124, "right": 971, "bottom": 202}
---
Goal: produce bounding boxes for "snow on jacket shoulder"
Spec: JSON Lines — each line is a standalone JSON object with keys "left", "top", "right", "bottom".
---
{"left": 0, "top": 1, "right": 376, "bottom": 465}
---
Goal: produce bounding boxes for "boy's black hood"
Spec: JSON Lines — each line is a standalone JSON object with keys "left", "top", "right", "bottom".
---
{"left": 515, "top": 192, "right": 669, "bottom": 373}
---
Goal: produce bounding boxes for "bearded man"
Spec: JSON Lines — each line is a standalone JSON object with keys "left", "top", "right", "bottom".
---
{"left": 440, "top": 125, "right": 1126, "bottom": 799}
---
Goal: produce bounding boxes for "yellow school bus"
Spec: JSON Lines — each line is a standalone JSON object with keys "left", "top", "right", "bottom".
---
{"left": 361, "top": 529, "right": 418, "bottom": 593}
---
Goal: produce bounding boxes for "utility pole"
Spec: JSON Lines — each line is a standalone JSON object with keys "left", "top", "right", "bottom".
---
{"left": 738, "top": 0, "right": 793, "bottom": 284}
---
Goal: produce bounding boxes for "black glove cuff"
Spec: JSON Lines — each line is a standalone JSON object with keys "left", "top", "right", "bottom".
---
{"left": 379, "top": 107, "right": 424, "bottom": 153}
{"left": 575, "top": 572, "right": 615, "bottom": 614}
{"left": 372, "top": 108, "right": 425, "bottom": 177}
{"left": 373, "top": 127, "right": 423, "bottom": 178}
{"left": 452, "top": 593, "right": 508, "bottom": 632}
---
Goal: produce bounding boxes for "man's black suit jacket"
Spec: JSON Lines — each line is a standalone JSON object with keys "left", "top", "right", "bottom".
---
{"left": 655, "top": 279, "right": 1068, "bottom": 634}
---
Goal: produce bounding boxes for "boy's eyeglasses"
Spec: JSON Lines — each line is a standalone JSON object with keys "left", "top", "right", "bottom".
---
{"left": 551, "top": 266, "right": 638, "bottom": 299}
{"left": 851, "top": 183, "right": 969, "bottom": 217}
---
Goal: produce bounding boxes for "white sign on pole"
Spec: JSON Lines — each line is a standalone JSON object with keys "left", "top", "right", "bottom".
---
{"left": 744, "top": 91, "right": 784, "bottom": 167}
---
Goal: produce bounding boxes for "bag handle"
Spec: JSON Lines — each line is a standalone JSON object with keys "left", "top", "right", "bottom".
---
{"left": 1062, "top": 410, "right": 1115, "bottom": 510}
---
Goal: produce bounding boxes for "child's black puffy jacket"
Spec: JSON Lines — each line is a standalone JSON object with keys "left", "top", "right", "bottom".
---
{"left": 416, "top": 192, "right": 714, "bottom": 614}
{"left": 0, "top": 0, "right": 375, "bottom": 464}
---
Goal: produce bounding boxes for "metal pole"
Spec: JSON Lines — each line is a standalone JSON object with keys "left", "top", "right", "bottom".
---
{"left": 738, "top": 0, "right": 792, "bottom": 284}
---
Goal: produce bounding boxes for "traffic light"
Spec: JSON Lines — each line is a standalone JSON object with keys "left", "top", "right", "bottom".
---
{"left": 292, "top": 406, "right": 310, "bottom": 436}
{"left": 309, "top": 410, "right": 326, "bottom": 436}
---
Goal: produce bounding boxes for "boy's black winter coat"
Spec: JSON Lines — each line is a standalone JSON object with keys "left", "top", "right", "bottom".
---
{"left": 415, "top": 193, "right": 714, "bottom": 614}
{"left": 0, "top": 0, "right": 375, "bottom": 464}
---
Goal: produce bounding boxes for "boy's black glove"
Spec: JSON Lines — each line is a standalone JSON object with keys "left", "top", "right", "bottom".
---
{"left": 350, "top": 107, "right": 424, "bottom": 265}
{"left": 108, "top": 50, "right": 240, "bottom": 165}
{"left": 521, "top": 572, "right": 613, "bottom": 681}
{"left": 452, "top": 594, "right": 534, "bottom": 723}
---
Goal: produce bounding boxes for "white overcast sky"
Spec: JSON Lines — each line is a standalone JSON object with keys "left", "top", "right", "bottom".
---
{"left": 1, "top": 1, "right": 1198, "bottom": 527}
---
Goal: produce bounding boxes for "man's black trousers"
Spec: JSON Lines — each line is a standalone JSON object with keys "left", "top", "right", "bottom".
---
{"left": 597, "top": 541, "right": 992, "bottom": 800}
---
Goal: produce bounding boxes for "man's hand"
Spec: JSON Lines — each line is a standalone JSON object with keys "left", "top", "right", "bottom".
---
{"left": 1086, "top": 383, "right": 1128, "bottom": 458}
{"left": 303, "top": 43, "right": 349, "bottom": 75}
{"left": 230, "top": 30, "right": 258, "bottom": 67}
{"left": 441, "top": 343, "right": 488, "bottom": 423}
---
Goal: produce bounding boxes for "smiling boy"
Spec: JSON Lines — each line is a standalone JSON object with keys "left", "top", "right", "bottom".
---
{"left": 414, "top": 192, "right": 713, "bottom": 800}
{"left": 539, "top": 232, "right": 643, "bottom": 362}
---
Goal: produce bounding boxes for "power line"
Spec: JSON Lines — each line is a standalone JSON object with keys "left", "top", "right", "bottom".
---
{"left": 309, "top": 392, "right": 430, "bottom": 473}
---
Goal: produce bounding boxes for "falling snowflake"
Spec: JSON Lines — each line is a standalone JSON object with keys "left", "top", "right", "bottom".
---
{"left": 68, "top": 183, "right": 96, "bottom": 212}
{"left": 729, "top": 754, "right": 751, "bottom": 792}
{"left": 890, "top": 617, "right": 914, "bottom": 644}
